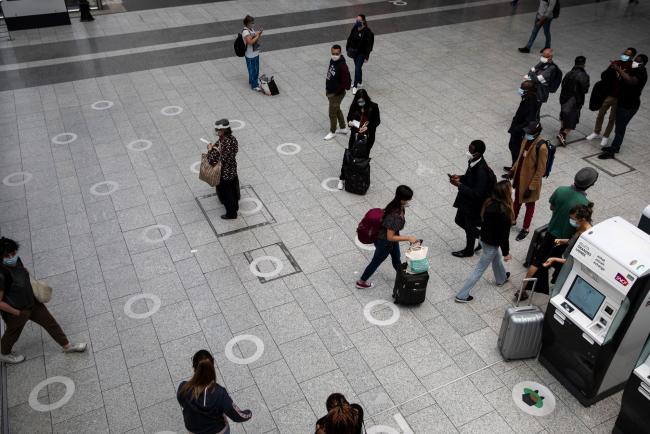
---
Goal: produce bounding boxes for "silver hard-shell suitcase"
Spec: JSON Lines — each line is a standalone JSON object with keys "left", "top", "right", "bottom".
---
{"left": 498, "top": 278, "right": 544, "bottom": 361}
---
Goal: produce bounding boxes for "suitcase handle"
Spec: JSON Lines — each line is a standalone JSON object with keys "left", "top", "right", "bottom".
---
{"left": 515, "top": 278, "right": 538, "bottom": 307}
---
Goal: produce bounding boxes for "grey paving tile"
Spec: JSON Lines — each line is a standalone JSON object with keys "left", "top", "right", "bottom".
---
{"left": 186, "top": 283, "right": 220, "bottom": 319}
{"left": 87, "top": 311, "right": 120, "bottom": 352}
{"left": 193, "top": 240, "right": 230, "bottom": 273}
{"left": 252, "top": 359, "right": 304, "bottom": 412}
{"left": 432, "top": 377, "right": 494, "bottom": 427}
{"left": 288, "top": 243, "right": 328, "bottom": 274}
{"left": 161, "top": 332, "right": 209, "bottom": 383}
{"left": 103, "top": 264, "right": 141, "bottom": 300}
{"left": 7, "top": 402, "right": 52, "bottom": 434}
{"left": 117, "top": 203, "right": 156, "bottom": 231}
{"left": 33, "top": 245, "right": 74, "bottom": 278}
{"left": 485, "top": 386, "right": 543, "bottom": 433}
{"left": 459, "top": 410, "right": 515, "bottom": 433}
{"left": 300, "top": 369, "right": 358, "bottom": 416}
{"left": 376, "top": 360, "right": 427, "bottom": 405}
{"left": 219, "top": 293, "right": 263, "bottom": 334}
{"left": 280, "top": 333, "right": 337, "bottom": 383}
{"left": 129, "top": 357, "right": 175, "bottom": 409}
{"left": 359, "top": 385, "right": 396, "bottom": 415}
{"left": 151, "top": 299, "right": 201, "bottom": 343}
{"left": 244, "top": 278, "right": 295, "bottom": 312}
{"left": 327, "top": 295, "right": 369, "bottom": 334}
{"left": 260, "top": 301, "right": 313, "bottom": 345}
{"left": 96, "top": 239, "right": 132, "bottom": 271}
{"left": 6, "top": 356, "right": 46, "bottom": 408}
{"left": 49, "top": 366, "right": 104, "bottom": 425}
{"left": 119, "top": 323, "right": 163, "bottom": 368}
{"left": 90, "top": 218, "right": 123, "bottom": 247}
{"left": 231, "top": 385, "right": 277, "bottom": 434}
{"left": 405, "top": 404, "right": 459, "bottom": 434}
{"left": 333, "top": 348, "right": 380, "bottom": 395}
{"left": 290, "top": 284, "right": 329, "bottom": 321}
{"left": 397, "top": 335, "right": 455, "bottom": 378}
{"left": 174, "top": 256, "right": 207, "bottom": 289}
{"left": 131, "top": 246, "right": 175, "bottom": 280}
{"left": 310, "top": 314, "right": 354, "bottom": 356}
{"left": 139, "top": 397, "right": 186, "bottom": 434}
{"left": 307, "top": 268, "right": 352, "bottom": 303}
{"left": 271, "top": 398, "right": 317, "bottom": 434}
{"left": 31, "top": 223, "right": 70, "bottom": 253}
{"left": 349, "top": 327, "right": 402, "bottom": 371}
{"left": 103, "top": 383, "right": 142, "bottom": 433}
{"left": 310, "top": 226, "right": 355, "bottom": 258}
{"left": 424, "top": 315, "right": 471, "bottom": 356}
{"left": 204, "top": 265, "right": 246, "bottom": 301}
{"left": 53, "top": 407, "right": 109, "bottom": 434}
{"left": 95, "top": 345, "right": 130, "bottom": 391}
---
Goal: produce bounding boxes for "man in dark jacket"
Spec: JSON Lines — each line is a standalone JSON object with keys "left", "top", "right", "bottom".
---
{"left": 450, "top": 140, "right": 495, "bottom": 258}
{"left": 505, "top": 80, "right": 538, "bottom": 170}
{"left": 557, "top": 56, "right": 590, "bottom": 146}
{"left": 523, "top": 48, "right": 561, "bottom": 113}
{"left": 599, "top": 54, "right": 647, "bottom": 159}
{"left": 325, "top": 44, "right": 351, "bottom": 141}
{"left": 346, "top": 14, "right": 374, "bottom": 95}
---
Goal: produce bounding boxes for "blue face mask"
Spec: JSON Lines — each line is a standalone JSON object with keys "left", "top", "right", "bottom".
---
{"left": 569, "top": 218, "right": 578, "bottom": 228}
{"left": 3, "top": 255, "right": 18, "bottom": 266}
{"left": 517, "top": 88, "right": 525, "bottom": 96}
{"left": 525, "top": 134, "right": 536, "bottom": 141}
{"left": 355, "top": 20, "right": 362, "bottom": 27}
{"left": 620, "top": 54, "right": 630, "bottom": 62}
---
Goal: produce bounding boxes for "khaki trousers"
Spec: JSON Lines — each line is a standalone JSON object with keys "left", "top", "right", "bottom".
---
{"left": 327, "top": 92, "right": 346, "bottom": 133}
{"left": 594, "top": 96, "right": 617, "bottom": 137}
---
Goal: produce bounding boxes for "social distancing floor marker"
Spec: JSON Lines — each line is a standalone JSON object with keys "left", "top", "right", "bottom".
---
{"left": 224, "top": 334, "right": 265, "bottom": 365}
{"left": 160, "top": 106, "right": 183, "bottom": 116}
{"left": 123, "top": 293, "right": 161, "bottom": 319}
{"left": 276, "top": 143, "right": 302, "bottom": 155}
{"left": 239, "top": 197, "right": 263, "bottom": 216}
{"left": 2, "top": 171, "right": 33, "bottom": 186}
{"left": 190, "top": 161, "right": 201, "bottom": 174}
{"left": 126, "top": 139, "right": 152, "bottom": 152}
{"left": 29, "top": 376, "right": 75, "bottom": 412}
{"left": 89, "top": 181, "right": 119, "bottom": 196}
{"left": 249, "top": 256, "right": 283, "bottom": 279}
{"left": 91, "top": 100, "right": 114, "bottom": 110}
{"left": 321, "top": 177, "right": 340, "bottom": 192}
{"left": 229, "top": 119, "right": 246, "bottom": 130}
{"left": 51, "top": 132, "right": 78, "bottom": 145}
{"left": 364, "top": 300, "right": 400, "bottom": 326}
{"left": 512, "top": 381, "right": 556, "bottom": 416}
{"left": 141, "top": 224, "right": 173, "bottom": 243}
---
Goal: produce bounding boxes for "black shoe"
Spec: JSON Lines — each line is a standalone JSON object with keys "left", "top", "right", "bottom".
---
{"left": 474, "top": 244, "right": 482, "bottom": 253}
{"left": 455, "top": 295, "right": 474, "bottom": 303}
{"left": 221, "top": 214, "right": 237, "bottom": 220}
{"left": 452, "top": 250, "right": 473, "bottom": 258}
{"left": 497, "top": 272, "right": 511, "bottom": 287}
{"left": 503, "top": 166, "right": 512, "bottom": 172}
{"left": 516, "top": 229, "right": 529, "bottom": 241}
{"left": 601, "top": 146, "right": 614, "bottom": 152}
{"left": 556, "top": 133, "right": 567, "bottom": 147}
{"left": 518, "top": 47, "right": 530, "bottom": 53}
{"left": 598, "top": 152, "right": 615, "bottom": 160}
{"left": 501, "top": 173, "right": 511, "bottom": 179}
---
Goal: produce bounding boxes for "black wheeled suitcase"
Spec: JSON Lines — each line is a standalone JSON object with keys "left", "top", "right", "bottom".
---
{"left": 497, "top": 278, "right": 544, "bottom": 360}
{"left": 393, "top": 263, "right": 428, "bottom": 305}
{"left": 523, "top": 224, "right": 549, "bottom": 267}
{"left": 344, "top": 155, "right": 370, "bottom": 195}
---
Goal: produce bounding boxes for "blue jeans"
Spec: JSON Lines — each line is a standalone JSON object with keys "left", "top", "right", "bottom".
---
{"left": 360, "top": 239, "right": 401, "bottom": 281}
{"left": 526, "top": 17, "right": 552, "bottom": 49}
{"left": 245, "top": 56, "right": 260, "bottom": 89}
{"left": 609, "top": 107, "right": 638, "bottom": 153}
{"left": 456, "top": 242, "right": 507, "bottom": 300}
{"left": 353, "top": 54, "right": 365, "bottom": 87}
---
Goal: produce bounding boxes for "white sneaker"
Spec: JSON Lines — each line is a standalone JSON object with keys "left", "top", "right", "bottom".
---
{"left": 324, "top": 132, "right": 336, "bottom": 141}
{"left": 352, "top": 86, "right": 358, "bottom": 95}
{"left": 0, "top": 352, "right": 25, "bottom": 364}
{"left": 337, "top": 180, "right": 344, "bottom": 190}
{"left": 336, "top": 127, "right": 350, "bottom": 135}
{"left": 600, "top": 137, "right": 609, "bottom": 147}
{"left": 63, "top": 343, "right": 87, "bottom": 353}
{"left": 253, "top": 87, "right": 262, "bottom": 92}
{"left": 586, "top": 132, "right": 601, "bottom": 140}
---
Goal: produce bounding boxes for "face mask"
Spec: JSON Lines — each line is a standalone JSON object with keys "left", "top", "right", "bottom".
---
{"left": 403, "top": 202, "right": 411, "bottom": 208}
{"left": 517, "top": 88, "right": 525, "bottom": 96}
{"left": 539, "top": 56, "right": 549, "bottom": 64}
{"left": 632, "top": 61, "right": 641, "bottom": 69}
{"left": 569, "top": 218, "right": 578, "bottom": 228}
{"left": 466, "top": 151, "right": 475, "bottom": 161}
{"left": 620, "top": 54, "right": 630, "bottom": 62}
{"left": 2, "top": 255, "right": 18, "bottom": 266}
{"left": 357, "top": 99, "right": 366, "bottom": 107}
{"left": 525, "top": 134, "right": 536, "bottom": 141}
{"left": 331, "top": 55, "right": 340, "bottom": 61}
{"left": 355, "top": 20, "right": 362, "bottom": 27}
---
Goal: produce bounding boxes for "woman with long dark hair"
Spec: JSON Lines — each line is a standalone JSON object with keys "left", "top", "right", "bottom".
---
{"left": 207, "top": 119, "right": 240, "bottom": 219}
{"left": 338, "top": 88, "right": 381, "bottom": 190}
{"left": 455, "top": 180, "right": 514, "bottom": 303}
{"left": 315, "top": 393, "right": 364, "bottom": 434}
{"left": 177, "top": 350, "right": 252, "bottom": 434}
{"left": 356, "top": 185, "right": 418, "bottom": 289}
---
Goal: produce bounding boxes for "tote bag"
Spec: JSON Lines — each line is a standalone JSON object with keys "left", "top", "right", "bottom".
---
{"left": 30, "top": 278, "right": 52, "bottom": 304}
{"left": 199, "top": 153, "right": 221, "bottom": 187}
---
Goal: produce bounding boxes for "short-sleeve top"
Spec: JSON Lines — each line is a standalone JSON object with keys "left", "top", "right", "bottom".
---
{"left": 241, "top": 27, "right": 260, "bottom": 58}
{"left": 378, "top": 209, "right": 405, "bottom": 241}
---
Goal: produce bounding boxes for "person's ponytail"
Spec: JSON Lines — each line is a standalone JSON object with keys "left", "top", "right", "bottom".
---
{"left": 180, "top": 350, "right": 217, "bottom": 400}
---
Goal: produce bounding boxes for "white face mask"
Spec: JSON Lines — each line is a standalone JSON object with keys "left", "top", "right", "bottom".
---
{"left": 331, "top": 55, "right": 341, "bottom": 61}
{"left": 540, "top": 56, "right": 549, "bottom": 64}
{"left": 403, "top": 202, "right": 411, "bottom": 208}
{"left": 466, "top": 151, "right": 475, "bottom": 161}
{"left": 632, "top": 61, "right": 641, "bottom": 69}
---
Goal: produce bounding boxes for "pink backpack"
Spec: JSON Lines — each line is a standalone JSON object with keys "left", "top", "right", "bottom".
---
{"left": 357, "top": 208, "right": 384, "bottom": 244}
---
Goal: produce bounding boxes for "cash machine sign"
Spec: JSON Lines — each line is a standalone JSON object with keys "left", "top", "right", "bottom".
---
{"left": 615, "top": 273, "right": 629, "bottom": 286}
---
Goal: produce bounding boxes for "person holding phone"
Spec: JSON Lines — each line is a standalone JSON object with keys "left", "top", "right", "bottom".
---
{"left": 338, "top": 89, "right": 380, "bottom": 190}
{"left": 207, "top": 119, "right": 240, "bottom": 219}
{"left": 242, "top": 15, "right": 263, "bottom": 91}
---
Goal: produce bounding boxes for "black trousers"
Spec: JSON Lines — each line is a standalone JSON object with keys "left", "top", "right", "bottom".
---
{"left": 455, "top": 210, "right": 480, "bottom": 253}
{"left": 508, "top": 132, "right": 524, "bottom": 165}
{"left": 216, "top": 176, "right": 240, "bottom": 217}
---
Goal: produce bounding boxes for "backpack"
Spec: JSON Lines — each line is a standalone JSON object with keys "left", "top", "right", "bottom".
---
{"left": 357, "top": 208, "right": 384, "bottom": 244}
{"left": 535, "top": 140, "right": 556, "bottom": 178}
{"left": 234, "top": 32, "right": 246, "bottom": 57}
{"left": 552, "top": 0, "right": 560, "bottom": 18}
{"left": 548, "top": 65, "right": 563, "bottom": 93}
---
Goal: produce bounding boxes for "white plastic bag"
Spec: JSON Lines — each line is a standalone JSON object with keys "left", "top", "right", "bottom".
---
{"left": 405, "top": 244, "right": 429, "bottom": 274}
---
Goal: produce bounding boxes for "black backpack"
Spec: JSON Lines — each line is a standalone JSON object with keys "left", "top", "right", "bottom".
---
{"left": 552, "top": 0, "right": 560, "bottom": 18}
{"left": 535, "top": 140, "right": 556, "bottom": 178}
{"left": 484, "top": 165, "right": 497, "bottom": 194}
{"left": 548, "top": 65, "right": 563, "bottom": 93}
{"left": 234, "top": 32, "right": 246, "bottom": 57}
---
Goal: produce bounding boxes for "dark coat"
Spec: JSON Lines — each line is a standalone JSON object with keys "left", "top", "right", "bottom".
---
{"left": 326, "top": 57, "right": 351, "bottom": 95}
{"left": 508, "top": 93, "right": 539, "bottom": 135}
{"left": 347, "top": 101, "right": 380, "bottom": 151}
{"left": 559, "top": 66, "right": 590, "bottom": 109}
{"left": 346, "top": 27, "right": 373, "bottom": 59}
{"left": 527, "top": 61, "right": 559, "bottom": 103}
{"left": 600, "top": 60, "right": 632, "bottom": 98}
{"left": 453, "top": 158, "right": 493, "bottom": 220}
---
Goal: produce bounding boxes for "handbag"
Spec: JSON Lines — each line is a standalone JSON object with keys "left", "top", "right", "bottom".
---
{"left": 30, "top": 278, "right": 52, "bottom": 303}
{"left": 405, "top": 244, "right": 429, "bottom": 274}
{"left": 199, "top": 152, "right": 221, "bottom": 187}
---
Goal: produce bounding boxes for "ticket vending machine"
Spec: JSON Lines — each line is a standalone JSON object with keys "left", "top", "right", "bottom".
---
{"left": 612, "top": 339, "right": 650, "bottom": 433}
{"left": 539, "top": 217, "right": 650, "bottom": 406}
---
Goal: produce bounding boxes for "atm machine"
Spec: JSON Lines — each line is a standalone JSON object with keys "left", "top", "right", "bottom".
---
{"left": 539, "top": 217, "right": 650, "bottom": 406}
{"left": 612, "top": 338, "right": 650, "bottom": 433}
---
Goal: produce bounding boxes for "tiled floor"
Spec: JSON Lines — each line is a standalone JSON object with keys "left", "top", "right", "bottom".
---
{"left": 1, "top": 0, "right": 650, "bottom": 432}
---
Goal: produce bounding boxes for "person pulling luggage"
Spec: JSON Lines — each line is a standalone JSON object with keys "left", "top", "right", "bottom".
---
{"left": 338, "top": 89, "right": 380, "bottom": 190}
{"left": 356, "top": 185, "right": 419, "bottom": 289}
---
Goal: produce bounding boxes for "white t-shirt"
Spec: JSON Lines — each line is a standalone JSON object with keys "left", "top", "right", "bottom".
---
{"left": 242, "top": 28, "right": 260, "bottom": 58}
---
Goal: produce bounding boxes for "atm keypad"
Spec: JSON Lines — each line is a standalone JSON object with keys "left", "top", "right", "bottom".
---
{"left": 604, "top": 306, "right": 613, "bottom": 315}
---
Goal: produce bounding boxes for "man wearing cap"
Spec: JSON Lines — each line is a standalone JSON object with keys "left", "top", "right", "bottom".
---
{"left": 506, "top": 121, "right": 549, "bottom": 241}
{"left": 207, "top": 119, "right": 240, "bottom": 219}
{"left": 517, "top": 167, "right": 598, "bottom": 300}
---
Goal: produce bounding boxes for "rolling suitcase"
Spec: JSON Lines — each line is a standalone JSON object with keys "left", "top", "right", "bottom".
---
{"left": 498, "top": 278, "right": 544, "bottom": 361}
{"left": 523, "top": 224, "right": 549, "bottom": 267}
{"left": 344, "top": 154, "right": 370, "bottom": 195}
{"left": 393, "top": 263, "right": 428, "bottom": 305}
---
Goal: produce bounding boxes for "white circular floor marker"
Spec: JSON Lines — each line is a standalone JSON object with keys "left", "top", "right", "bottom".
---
{"left": 91, "top": 100, "right": 114, "bottom": 110}
{"left": 512, "top": 381, "right": 556, "bottom": 416}
{"left": 89, "top": 181, "right": 119, "bottom": 196}
{"left": 321, "top": 177, "right": 340, "bottom": 192}
{"left": 238, "top": 197, "right": 263, "bottom": 216}
{"left": 160, "top": 106, "right": 183, "bottom": 116}
{"left": 249, "top": 256, "right": 283, "bottom": 279}
{"left": 389, "top": 0, "right": 408, "bottom": 5}
{"left": 367, "top": 426, "right": 399, "bottom": 434}
{"left": 51, "top": 133, "right": 78, "bottom": 145}
{"left": 229, "top": 119, "right": 246, "bottom": 131}
{"left": 141, "top": 224, "right": 173, "bottom": 243}
{"left": 364, "top": 300, "right": 400, "bottom": 326}
{"left": 190, "top": 161, "right": 201, "bottom": 174}
{"left": 224, "top": 334, "right": 265, "bottom": 365}
{"left": 2, "top": 171, "right": 33, "bottom": 186}
{"left": 126, "top": 139, "right": 152, "bottom": 152}
{"left": 123, "top": 293, "right": 162, "bottom": 319}
{"left": 29, "top": 376, "right": 75, "bottom": 412}
{"left": 276, "top": 143, "right": 302, "bottom": 155}
{"left": 355, "top": 235, "right": 376, "bottom": 251}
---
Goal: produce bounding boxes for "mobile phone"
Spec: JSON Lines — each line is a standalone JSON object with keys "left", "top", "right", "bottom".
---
{"left": 447, "top": 173, "right": 453, "bottom": 178}
{"left": 200, "top": 138, "right": 210, "bottom": 145}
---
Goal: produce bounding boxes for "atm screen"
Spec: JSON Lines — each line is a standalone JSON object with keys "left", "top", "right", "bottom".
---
{"left": 566, "top": 276, "right": 606, "bottom": 320}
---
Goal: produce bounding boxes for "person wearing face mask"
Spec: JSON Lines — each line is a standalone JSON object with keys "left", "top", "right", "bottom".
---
{"left": 325, "top": 45, "right": 352, "bottom": 141}
{"left": 207, "top": 119, "right": 240, "bottom": 219}
{"left": 587, "top": 47, "right": 637, "bottom": 148}
{"left": 557, "top": 56, "right": 590, "bottom": 146}
{"left": 356, "top": 185, "right": 419, "bottom": 289}
{"left": 518, "top": 0, "right": 557, "bottom": 54}
{"left": 515, "top": 168, "right": 597, "bottom": 300}
{"left": 599, "top": 53, "right": 648, "bottom": 160}
{"left": 0, "top": 237, "right": 87, "bottom": 364}
{"left": 505, "top": 80, "right": 539, "bottom": 170}
{"left": 449, "top": 140, "right": 496, "bottom": 258}
{"left": 346, "top": 14, "right": 374, "bottom": 96}
{"left": 338, "top": 89, "right": 380, "bottom": 190}
{"left": 522, "top": 48, "right": 562, "bottom": 114}
{"left": 505, "top": 121, "right": 548, "bottom": 241}
{"left": 241, "top": 15, "right": 263, "bottom": 92}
